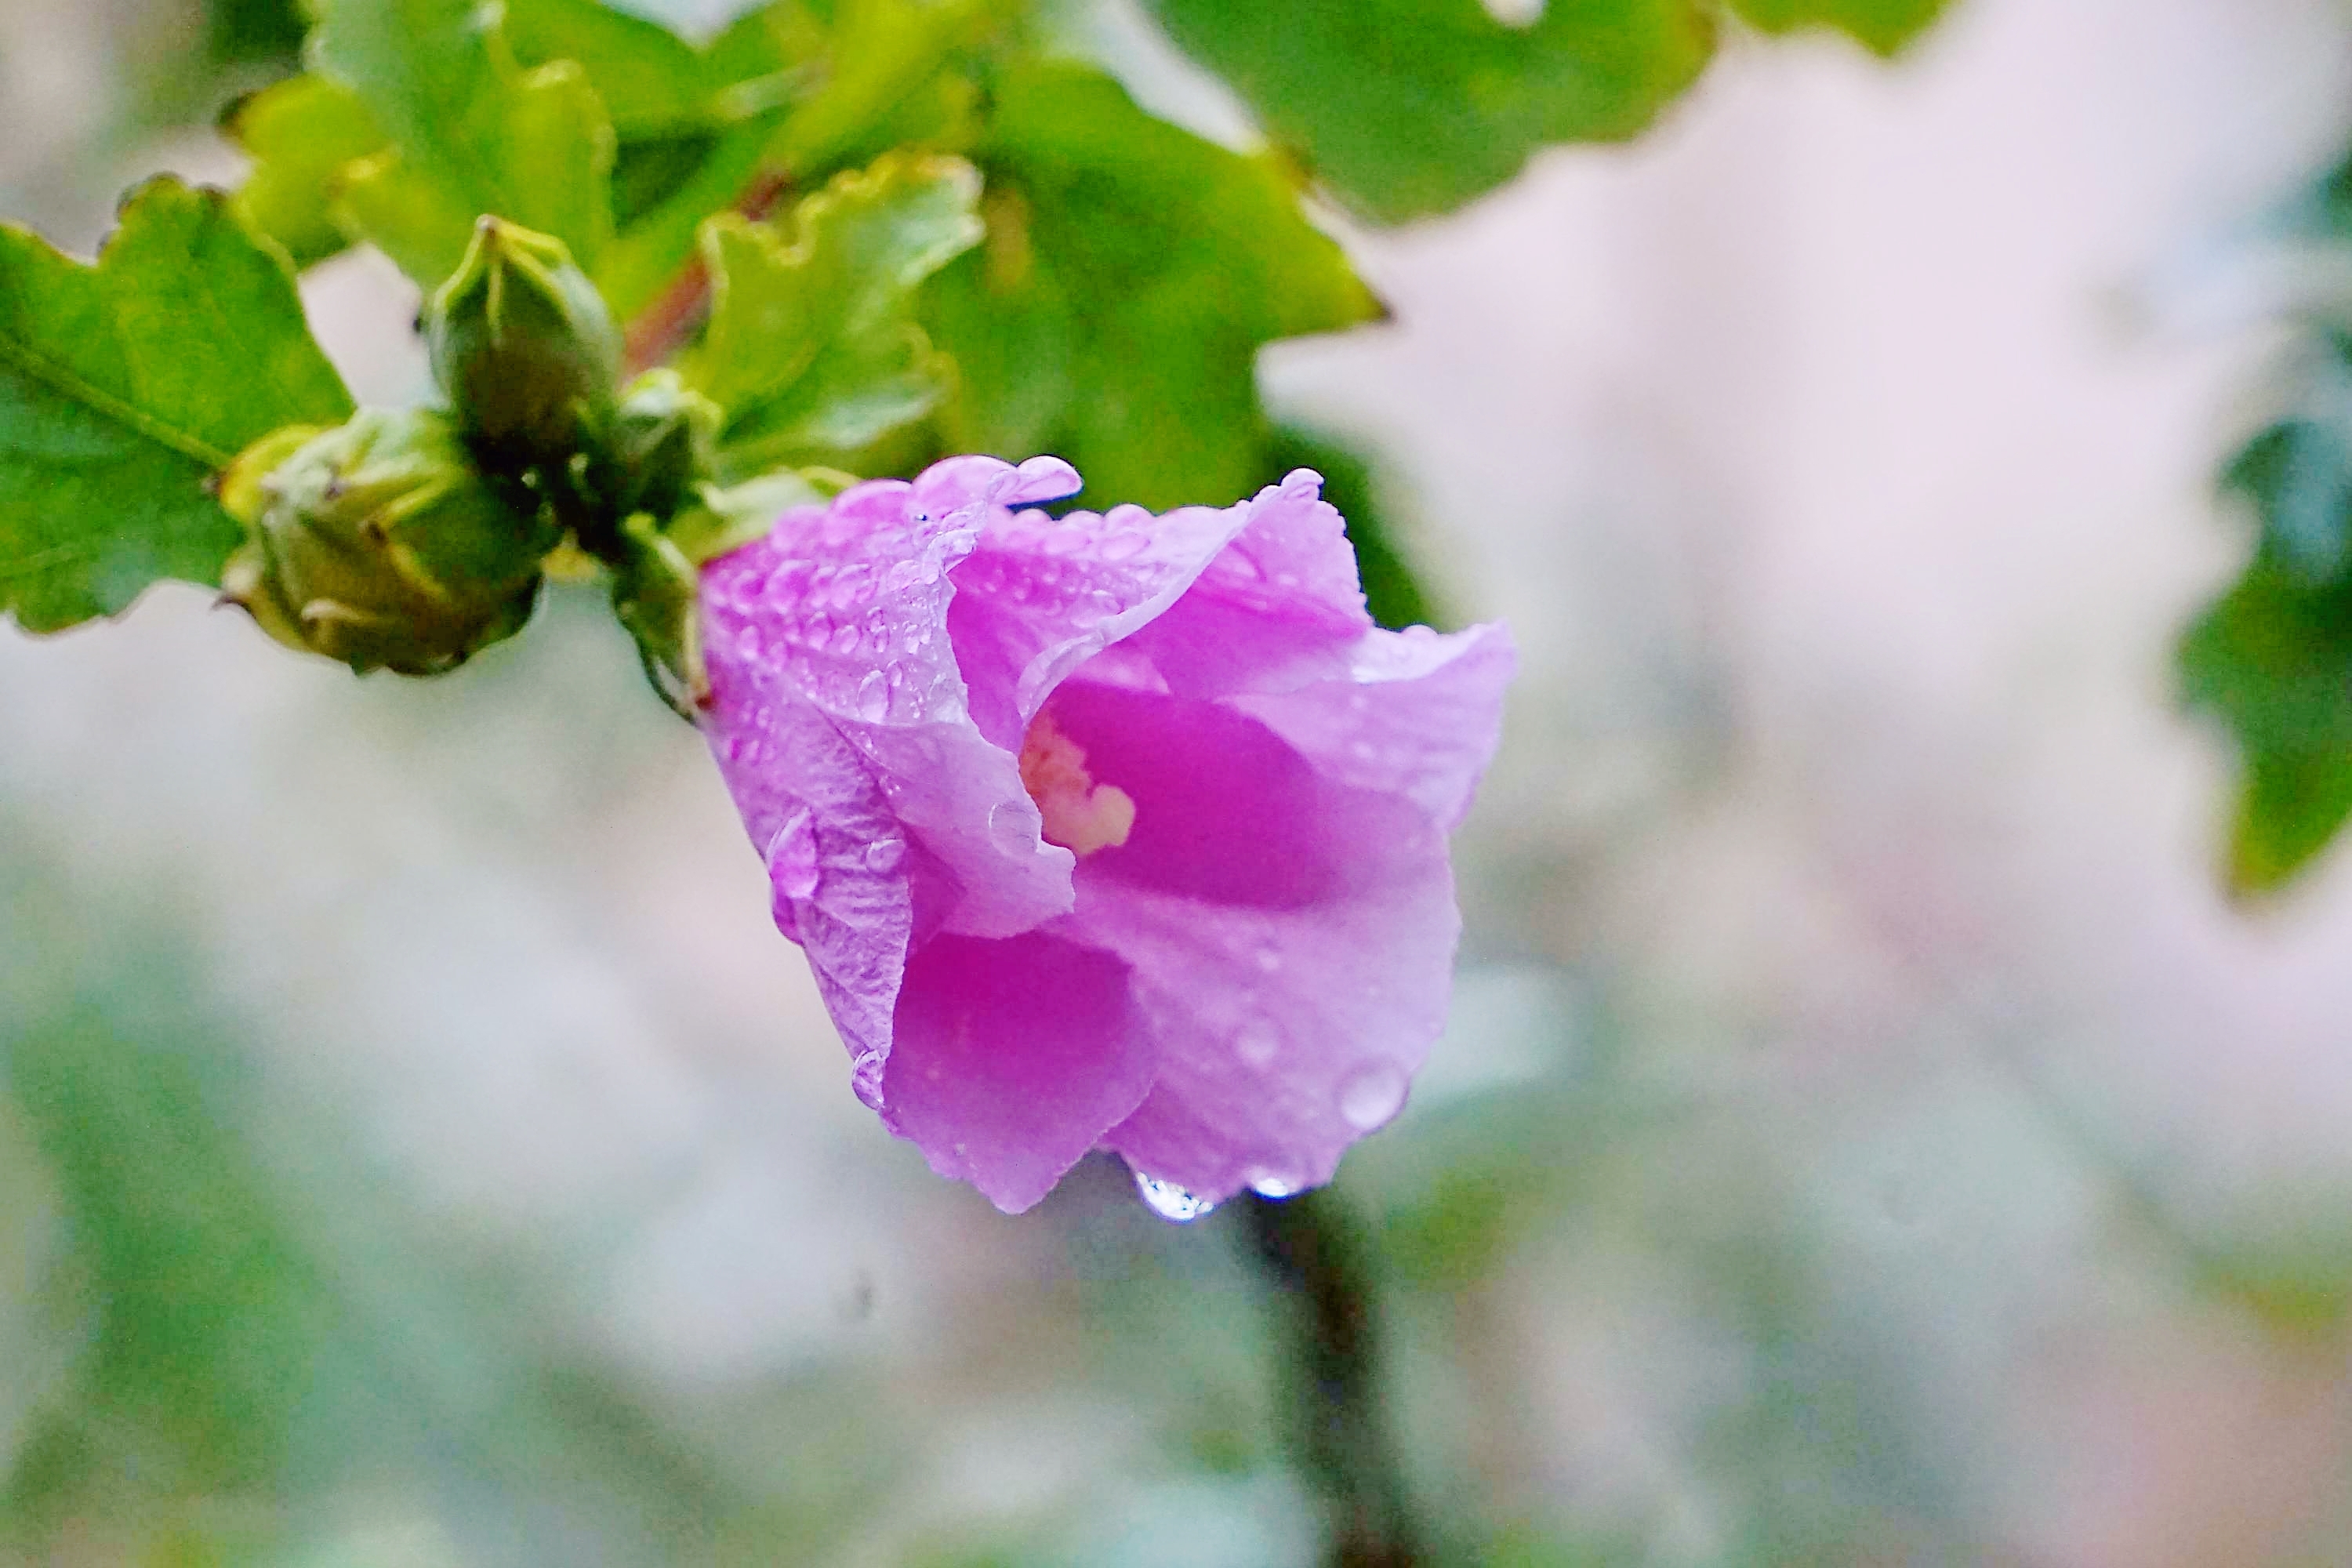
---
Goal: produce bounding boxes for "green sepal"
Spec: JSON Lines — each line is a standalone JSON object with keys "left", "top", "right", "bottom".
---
{"left": 426, "top": 217, "right": 624, "bottom": 474}
{"left": 610, "top": 512, "right": 708, "bottom": 719}
{"left": 608, "top": 369, "right": 724, "bottom": 522}
{"left": 217, "top": 407, "right": 560, "bottom": 676}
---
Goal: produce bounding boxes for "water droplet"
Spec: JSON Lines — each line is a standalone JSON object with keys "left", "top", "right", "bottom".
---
{"left": 863, "top": 837, "right": 906, "bottom": 872}
{"left": 764, "top": 809, "right": 819, "bottom": 900}
{"left": 1247, "top": 1169, "right": 1301, "bottom": 1199}
{"left": 1235, "top": 1022, "right": 1280, "bottom": 1067}
{"left": 1339, "top": 1063, "right": 1408, "bottom": 1131}
{"left": 1133, "top": 1170, "right": 1216, "bottom": 1223}
{"left": 829, "top": 622, "right": 863, "bottom": 657}
{"left": 856, "top": 671, "right": 888, "bottom": 720}
{"left": 1099, "top": 531, "right": 1146, "bottom": 561}
{"left": 1349, "top": 739, "right": 1377, "bottom": 761}
{"left": 1253, "top": 946, "right": 1283, "bottom": 975}
{"left": 851, "top": 1050, "right": 885, "bottom": 1109}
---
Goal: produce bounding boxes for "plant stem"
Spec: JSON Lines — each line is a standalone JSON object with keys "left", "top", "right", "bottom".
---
{"left": 1243, "top": 1189, "right": 1426, "bottom": 1568}
{"left": 620, "top": 169, "right": 797, "bottom": 376}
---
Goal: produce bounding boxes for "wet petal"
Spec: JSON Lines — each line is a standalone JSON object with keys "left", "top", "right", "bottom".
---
{"left": 881, "top": 930, "right": 1156, "bottom": 1213}
{"left": 702, "top": 462, "right": 1075, "bottom": 947}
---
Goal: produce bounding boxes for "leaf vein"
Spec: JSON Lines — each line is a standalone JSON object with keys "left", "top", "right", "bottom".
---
{"left": 0, "top": 332, "right": 232, "bottom": 471}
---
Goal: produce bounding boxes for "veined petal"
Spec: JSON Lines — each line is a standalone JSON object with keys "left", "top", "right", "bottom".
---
{"left": 702, "top": 459, "right": 1077, "bottom": 950}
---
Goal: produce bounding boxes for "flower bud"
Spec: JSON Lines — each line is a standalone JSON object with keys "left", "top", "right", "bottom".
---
{"left": 609, "top": 370, "right": 723, "bottom": 523}
{"left": 426, "top": 217, "right": 622, "bottom": 470}
{"left": 217, "top": 408, "right": 560, "bottom": 676}
{"left": 609, "top": 513, "right": 710, "bottom": 719}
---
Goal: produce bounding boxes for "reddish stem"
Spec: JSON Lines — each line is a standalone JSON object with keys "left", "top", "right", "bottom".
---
{"left": 620, "top": 169, "right": 799, "bottom": 376}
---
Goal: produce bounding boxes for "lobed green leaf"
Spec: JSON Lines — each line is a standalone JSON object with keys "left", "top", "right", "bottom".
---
{"left": 1142, "top": 0, "right": 1716, "bottom": 223}
{"left": 687, "top": 153, "right": 984, "bottom": 476}
{"left": 0, "top": 180, "right": 353, "bottom": 634}
{"left": 1728, "top": 0, "right": 1951, "bottom": 56}
{"left": 2181, "top": 555, "right": 2352, "bottom": 893}
{"left": 311, "top": 0, "right": 617, "bottom": 283}
{"left": 223, "top": 74, "right": 387, "bottom": 270}
{"left": 924, "top": 63, "right": 1382, "bottom": 510}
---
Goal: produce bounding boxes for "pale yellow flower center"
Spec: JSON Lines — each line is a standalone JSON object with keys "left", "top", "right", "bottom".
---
{"left": 1018, "top": 710, "right": 1136, "bottom": 856}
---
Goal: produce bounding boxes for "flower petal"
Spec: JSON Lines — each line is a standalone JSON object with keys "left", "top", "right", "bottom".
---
{"left": 1230, "top": 622, "right": 1517, "bottom": 833}
{"left": 946, "top": 500, "right": 1240, "bottom": 749}
{"left": 1053, "top": 622, "right": 1509, "bottom": 1203}
{"left": 881, "top": 930, "right": 1156, "bottom": 1213}
{"left": 702, "top": 462, "right": 1076, "bottom": 948}
{"left": 1108, "top": 469, "right": 1375, "bottom": 702}
{"left": 1084, "top": 806, "right": 1461, "bottom": 1207}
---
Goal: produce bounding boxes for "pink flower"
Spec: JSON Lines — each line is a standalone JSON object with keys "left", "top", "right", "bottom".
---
{"left": 699, "top": 455, "right": 1514, "bottom": 1214}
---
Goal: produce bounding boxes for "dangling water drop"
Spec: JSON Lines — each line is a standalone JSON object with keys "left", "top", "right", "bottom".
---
{"left": 1247, "top": 1168, "right": 1301, "bottom": 1199}
{"left": 1339, "top": 1062, "right": 1408, "bottom": 1131}
{"left": 1133, "top": 1169, "right": 1216, "bottom": 1223}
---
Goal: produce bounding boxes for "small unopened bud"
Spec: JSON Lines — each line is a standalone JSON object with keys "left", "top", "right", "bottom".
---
{"left": 218, "top": 408, "right": 560, "bottom": 676}
{"left": 427, "top": 217, "right": 622, "bottom": 470}
{"left": 609, "top": 370, "right": 724, "bottom": 523}
{"left": 609, "top": 513, "right": 710, "bottom": 719}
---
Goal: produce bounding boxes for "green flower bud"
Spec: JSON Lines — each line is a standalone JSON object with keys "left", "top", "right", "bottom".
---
{"left": 217, "top": 408, "right": 561, "bottom": 676}
{"left": 609, "top": 370, "right": 724, "bottom": 524}
{"left": 609, "top": 512, "right": 710, "bottom": 720}
{"left": 426, "top": 217, "right": 622, "bottom": 470}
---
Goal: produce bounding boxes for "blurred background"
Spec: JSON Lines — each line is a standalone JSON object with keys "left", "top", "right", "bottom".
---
{"left": 12, "top": 0, "right": 2352, "bottom": 1562}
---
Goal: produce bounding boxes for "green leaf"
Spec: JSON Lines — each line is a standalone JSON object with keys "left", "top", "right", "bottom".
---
{"left": 223, "top": 74, "right": 387, "bottom": 270}
{"left": 313, "top": 0, "right": 616, "bottom": 284}
{"left": 504, "top": 0, "right": 713, "bottom": 136}
{"left": 924, "top": 63, "right": 1382, "bottom": 509}
{"left": 687, "top": 153, "right": 983, "bottom": 476}
{"left": 1728, "top": 0, "right": 1949, "bottom": 56}
{"left": 1142, "top": 0, "right": 1715, "bottom": 223}
{"left": 0, "top": 180, "right": 354, "bottom": 633}
{"left": 2180, "top": 556, "right": 2352, "bottom": 892}
{"left": 595, "top": 0, "right": 993, "bottom": 328}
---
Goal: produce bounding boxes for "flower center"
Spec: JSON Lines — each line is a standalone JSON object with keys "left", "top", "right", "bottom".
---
{"left": 1018, "top": 710, "right": 1135, "bottom": 856}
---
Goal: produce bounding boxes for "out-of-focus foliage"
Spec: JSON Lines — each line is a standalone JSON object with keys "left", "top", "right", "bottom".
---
{"left": 923, "top": 63, "right": 1380, "bottom": 509}
{"left": 4, "top": 0, "right": 1969, "bottom": 643}
{"left": 312, "top": 0, "right": 619, "bottom": 285}
{"left": 2182, "top": 154, "right": 2352, "bottom": 891}
{"left": 1727, "top": 0, "right": 1949, "bottom": 56}
{"left": 1141, "top": 0, "right": 1718, "bottom": 223}
{"left": 0, "top": 179, "right": 350, "bottom": 633}
{"left": 1139, "top": 0, "right": 1950, "bottom": 223}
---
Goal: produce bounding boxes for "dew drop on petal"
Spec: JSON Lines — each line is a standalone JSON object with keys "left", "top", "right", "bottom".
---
{"left": 1235, "top": 1020, "right": 1279, "bottom": 1067}
{"left": 1247, "top": 1169, "right": 1301, "bottom": 1199}
{"left": 863, "top": 837, "right": 906, "bottom": 872}
{"left": 1134, "top": 1170, "right": 1216, "bottom": 1223}
{"left": 1339, "top": 1062, "right": 1408, "bottom": 1131}
{"left": 764, "top": 808, "right": 820, "bottom": 900}
{"left": 856, "top": 671, "right": 888, "bottom": 720}
{"left": 1253, "top": 946, "right": 1283, "bottom": 975}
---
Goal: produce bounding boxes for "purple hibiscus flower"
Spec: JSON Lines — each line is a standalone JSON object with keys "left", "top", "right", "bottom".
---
{"left": 699, "top": 455, "right": 1514, "bottom": 1214}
